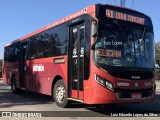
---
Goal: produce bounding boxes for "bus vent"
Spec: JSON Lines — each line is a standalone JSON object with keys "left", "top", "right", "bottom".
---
{"left": 111, "top": 70, "right": 154, "bottom": 80}
{"left": 116, "top": 90, "right": 152, "bottom": 99}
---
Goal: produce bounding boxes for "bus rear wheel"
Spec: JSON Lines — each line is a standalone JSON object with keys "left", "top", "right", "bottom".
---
{"left": 53, "top": 80, "right": 71, "bottom": 108}
{"left": 11, "top": 77, "right": 19, "bottom": 93}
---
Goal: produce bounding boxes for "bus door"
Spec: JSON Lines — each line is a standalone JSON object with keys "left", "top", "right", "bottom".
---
{"left": 69, "top": 22, "right": 85, "bottom": 100}
{"left": 19, "top": 42, "right": 27, "bottom": 88}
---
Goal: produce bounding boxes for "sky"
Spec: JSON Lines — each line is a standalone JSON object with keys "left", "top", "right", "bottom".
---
{"left": 0, "top": 0, "right": 160, "bottom": 59}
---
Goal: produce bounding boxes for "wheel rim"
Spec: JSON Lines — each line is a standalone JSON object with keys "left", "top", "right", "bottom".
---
{"left": 55, "top": 85, "right": 65, "bottom": 103}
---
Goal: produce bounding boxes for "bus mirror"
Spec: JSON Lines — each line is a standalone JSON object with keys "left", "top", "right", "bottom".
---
{"left": 91, "top": 37, "right": 98, "bottom": 50}
{"left": 92, "top": 22, "right": 98, "bottom": 37}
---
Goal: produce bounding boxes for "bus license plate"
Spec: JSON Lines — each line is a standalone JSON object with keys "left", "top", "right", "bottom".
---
{"left": 131, "top": 93, "right": 142, "bottom": 99}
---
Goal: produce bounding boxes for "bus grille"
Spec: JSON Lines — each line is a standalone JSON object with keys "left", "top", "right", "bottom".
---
{"left": 111, "top": 70, "right": 154, "bottom": 80}
{"left": 116, "top": 90, "right": 152, "bottom": 99}
{"left": 115, "top": 88, "right": 153, "bottom": 99}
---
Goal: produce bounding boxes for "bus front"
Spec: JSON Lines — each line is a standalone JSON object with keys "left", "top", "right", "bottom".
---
{"left": 91, "top": 5, "right": 155, "bottom": 104}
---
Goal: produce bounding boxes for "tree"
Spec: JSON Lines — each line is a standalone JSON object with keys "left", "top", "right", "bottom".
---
{"left": 155, "top": 42, "right": 160, "bottom": 66}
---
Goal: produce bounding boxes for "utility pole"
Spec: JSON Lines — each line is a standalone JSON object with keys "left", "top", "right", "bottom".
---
{"left": 120, "top": 0, "right": 126, "bottom": 7}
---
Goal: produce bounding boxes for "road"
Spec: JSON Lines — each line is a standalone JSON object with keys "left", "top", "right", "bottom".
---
{"left": 0, "top": 79, "right": 160, "bottom": 120}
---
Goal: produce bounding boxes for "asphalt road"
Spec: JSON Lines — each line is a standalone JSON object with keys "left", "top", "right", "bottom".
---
{"left": 0, "top": 79, "right": 160, "bottom": 120}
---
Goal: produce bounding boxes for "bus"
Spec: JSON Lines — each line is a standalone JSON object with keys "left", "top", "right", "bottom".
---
{"left": 2, "top": 4, "right": 155, "bottom": 107}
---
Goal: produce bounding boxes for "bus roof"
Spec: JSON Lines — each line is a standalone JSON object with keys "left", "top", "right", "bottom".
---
{"left": 5, "top": 4, "right": 151, "bottom": 47}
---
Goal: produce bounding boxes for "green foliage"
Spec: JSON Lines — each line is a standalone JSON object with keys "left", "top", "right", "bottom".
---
{"left": 155, "top": 42, "right": 160, "bottom": 66}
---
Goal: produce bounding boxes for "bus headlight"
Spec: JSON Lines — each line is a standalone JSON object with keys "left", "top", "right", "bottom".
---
{"left": 106, "top": 81, "right": 113, "bottom": 90}
{"left": 94, "top": 74, "right": 114, "bottom": 91}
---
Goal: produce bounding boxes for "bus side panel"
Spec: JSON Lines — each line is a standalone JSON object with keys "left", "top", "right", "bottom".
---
{"left": 2, "top": 50, "right": 10, "bottom": 84}
{"left": 83, "top": 38, "right": 94, "bottom": 104}
{"left": 25, "top": 56, "right": 68, "bottom": 96}
{"left": 2, "top": 61, "right": 20, "bottom": 86}
{"left": 2, "top": 60, "right": 8, "bottom": 84}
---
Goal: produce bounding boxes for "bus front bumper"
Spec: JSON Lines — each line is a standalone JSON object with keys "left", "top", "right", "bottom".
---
{"left": 91, "top": 84, "right": 156, "bottom": 104}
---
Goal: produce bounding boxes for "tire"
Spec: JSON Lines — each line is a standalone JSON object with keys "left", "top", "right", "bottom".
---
{"left": 11, "top": 77, "right": 19, "bottom": 94}
{"left": 53, "top": 80, "right": 71, "bottom": 108}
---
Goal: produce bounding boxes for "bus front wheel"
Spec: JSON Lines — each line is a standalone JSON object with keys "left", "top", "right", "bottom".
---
{"left": 53, "top": 80, "right": 71, "bottom": 108}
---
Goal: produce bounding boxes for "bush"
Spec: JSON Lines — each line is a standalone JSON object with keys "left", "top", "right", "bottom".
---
{"left": 155, "top": 68, "right": 160, "bottom": 80}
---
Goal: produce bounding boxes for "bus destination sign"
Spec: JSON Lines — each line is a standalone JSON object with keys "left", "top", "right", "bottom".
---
{"left": 106, "top": 9, "right": 145, "bottom": 25}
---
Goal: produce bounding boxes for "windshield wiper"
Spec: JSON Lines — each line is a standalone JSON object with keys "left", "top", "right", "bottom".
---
{"left": 142, "top": 27, "right": 146, "bottom": 40}
{"left": 138, "top": 27, "right": 146, "bottom": 45}
{"left": 139, "top": 27, "right": 146, "bottom": 45}
{"left": 113, "top": 20, "right": 131, "bottom": 47}
{"left": 91, "top": 38, "right": 100, "bottom": 50}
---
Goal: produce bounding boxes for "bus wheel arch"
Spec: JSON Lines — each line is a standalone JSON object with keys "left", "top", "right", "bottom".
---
{"left": 51, "top": 75, "right": 71, "bottom": 108}
{"left": 51, "top": 75, "right": 63, "bottom": 100}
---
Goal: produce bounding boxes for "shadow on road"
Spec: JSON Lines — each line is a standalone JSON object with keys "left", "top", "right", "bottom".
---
{"left": 0, "top": 80, "right": 160, "bottom": 116}
{"left": 69, "top": 94, "right": 160, "bottom": 116}
{"left": 0, "top": 89, "right": 52, "bottom": 108}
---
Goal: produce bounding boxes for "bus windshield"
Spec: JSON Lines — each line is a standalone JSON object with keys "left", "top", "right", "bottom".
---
{"left": 94, "top": 22, "right": 154, "bottom": 68}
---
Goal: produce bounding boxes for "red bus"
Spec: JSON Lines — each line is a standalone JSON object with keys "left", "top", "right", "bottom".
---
{"left": 2, "top": 4, "right": 155, "bottom": 107}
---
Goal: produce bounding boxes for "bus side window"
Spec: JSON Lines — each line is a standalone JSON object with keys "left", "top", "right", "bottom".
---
{"left": 27, "top": 38, "right": 37, "bottom": 59}
{"left": 4, "top": 47, "right": 8, "bottom": 62}
{"left": 14, "top": 43, "right": 20, "bottom": 62}
{"left": 23, "top": 44, "right": 27, "bottom": 60}
{"left": 37, "top": 33, "right": 50, "bottom": 58}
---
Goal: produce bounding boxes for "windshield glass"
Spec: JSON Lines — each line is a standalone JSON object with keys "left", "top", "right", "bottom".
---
{"left": 94, "top": 23, "right": 154, "bottom": 68}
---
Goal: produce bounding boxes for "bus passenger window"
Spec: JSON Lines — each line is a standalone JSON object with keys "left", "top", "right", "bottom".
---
{"left": 28, "top": 38, "right": 37, "bottom": 59}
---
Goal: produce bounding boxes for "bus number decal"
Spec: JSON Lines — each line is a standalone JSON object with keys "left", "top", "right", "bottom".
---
{"left": 98, "top": 49, "right": 121, "bottom": 58}
{"left": 106, "top": 9, "right": 145, "bottom": 25}
{"left": 33, "top": 64, "right": 44, "bottom": 72}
